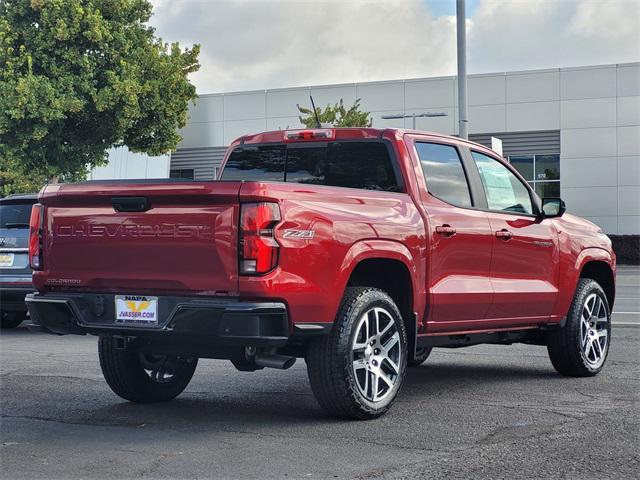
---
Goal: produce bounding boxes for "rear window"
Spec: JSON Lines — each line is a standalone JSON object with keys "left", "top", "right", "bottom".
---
{"left": 221, "top": 141, "right": 401, "bottom": 192}
{"left": 0, "top": 203, "right": 34, "bottom": 229}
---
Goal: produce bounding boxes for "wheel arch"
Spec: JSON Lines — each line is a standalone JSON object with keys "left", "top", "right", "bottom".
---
{"left": 555, "top": 247, "right": 615, "bottom": 321}
{"left": 579, "top": 259, "right": 615, "bottom": 310}
{"left": 569, "top": 247, "right": 616, "bottom": 310}
{"left": 340, "top": 241, "right": 424, "bottom": 360}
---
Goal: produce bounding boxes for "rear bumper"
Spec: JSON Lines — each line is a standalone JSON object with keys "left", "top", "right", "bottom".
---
{"left": 0, "top": 280, "right": 33, "bottom": 312}
{"left": 25, "top": 292, "right": 290, "bottom": 347}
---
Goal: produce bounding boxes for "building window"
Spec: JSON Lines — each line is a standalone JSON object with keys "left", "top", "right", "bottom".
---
{"left": 508, "top": 154, "right": 560, "bottom": 198}
{"left": 170, "top": 169, "right": 194, "bottom": 180}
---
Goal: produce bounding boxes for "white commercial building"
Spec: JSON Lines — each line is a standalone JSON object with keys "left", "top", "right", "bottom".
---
{"left": 89, "top": 147, "right": 170, "bottom": 180}
{"left": 106, "top": 62, "right": 640, "bottom": 236}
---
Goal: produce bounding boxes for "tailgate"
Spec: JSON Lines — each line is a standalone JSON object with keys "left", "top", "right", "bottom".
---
{"left": 37, "top": 181, "right": 241, "bottom": 296}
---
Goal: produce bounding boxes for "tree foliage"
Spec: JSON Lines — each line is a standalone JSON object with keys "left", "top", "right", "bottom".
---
{"left": 297, "top": 98, "right": 372, "bottom": 128}
{"left": 0, "top": 0, "right": 200, "bottom": 194}
{"left": 0, "top": 156, "right": 47, "bottom": 196}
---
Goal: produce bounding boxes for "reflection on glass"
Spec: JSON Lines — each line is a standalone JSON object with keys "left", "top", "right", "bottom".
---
{"left": 535, "top": 181, "right": 560, "bottom": 198}
{"left": 222, "top": 146, "right": 286, "bottom": 181}
{"left": 535, "top": 155, "right": 560, "bottom": 181}
{"left": 509, "top": 156, "right": 534, "bottom": 181}
{"left": 471, "top": 151, "right": 533, "bottom": 214}
{"left": 221, "top": 142, "right": 400, "bottom": 191}
{"left": 416, "top": 143, "right": 472, "bottom": 207}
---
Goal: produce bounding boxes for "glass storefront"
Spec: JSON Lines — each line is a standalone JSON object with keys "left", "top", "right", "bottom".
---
{"left": 508, "top": 154, "right": 560, "bottom": 198}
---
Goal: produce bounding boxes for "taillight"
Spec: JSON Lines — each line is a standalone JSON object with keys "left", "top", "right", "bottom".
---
{"left": 239, "top": 202, "right": 281, "bottom": 275}
{"left": 283, "top": 129, "right": 335, "bottom": 142}
{"left": 29, "top": 204, "right": 43, "bottom": 270}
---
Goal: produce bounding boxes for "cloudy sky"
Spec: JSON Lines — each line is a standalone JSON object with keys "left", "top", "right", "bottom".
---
{"left": 149, "top": 0, "right": 640, "bottom": 94}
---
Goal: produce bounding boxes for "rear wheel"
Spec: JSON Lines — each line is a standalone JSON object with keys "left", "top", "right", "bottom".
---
{"left": 98, "top": 336, "right": 198, "bottom": 402}
{"left": 547, "top": 279, "right": 611, "bottom": 377}
{"left": 1, "top": 312, "right": 26, "bottom": 329}
{"left": 306, "top": 287, "right": 408, "bottom": 420}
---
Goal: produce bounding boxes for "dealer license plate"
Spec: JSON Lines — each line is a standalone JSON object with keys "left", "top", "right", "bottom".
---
{"left": 0, "top": 253, "right": 15, "bottom": 267}
{"left": 115, "top": 295, "right": 158, "bottom": 325}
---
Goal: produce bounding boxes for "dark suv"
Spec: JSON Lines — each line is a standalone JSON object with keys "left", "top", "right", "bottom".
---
{"left": 0, "top": 194, "right": 37, "bottom": 328}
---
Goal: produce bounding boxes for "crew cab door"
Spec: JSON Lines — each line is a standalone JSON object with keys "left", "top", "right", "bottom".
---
{"left": 408, "top": 138, "right": 493, "bottom": 331}
{"left": 468, "top": 149, "right": 559, "bottom": 324}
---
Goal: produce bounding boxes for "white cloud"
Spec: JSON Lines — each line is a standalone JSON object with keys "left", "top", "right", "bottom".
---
{"left": 468, "top": 0, "right": 640, "bottom": 73}
{"left": 570, "top": 0, "right": 640, "bottom": 40}
{"left": 149, "top": 0, "right": 640, "bottom": 94}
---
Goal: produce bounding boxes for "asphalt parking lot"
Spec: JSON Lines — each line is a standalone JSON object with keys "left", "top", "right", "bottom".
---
{"left": 1, "top": 267, "right": 639, "bottom": 479}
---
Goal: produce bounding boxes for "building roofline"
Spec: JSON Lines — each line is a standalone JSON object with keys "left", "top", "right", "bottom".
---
{"left": 196, "top": 61, "right": 640, "bottom": 98}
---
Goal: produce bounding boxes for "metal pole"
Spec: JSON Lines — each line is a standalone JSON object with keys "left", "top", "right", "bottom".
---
{"left": 456, "top": 0, "right": 468, "bottom": 139}
{"left": 412, "top": 113, "right": 416, "bottom": 130}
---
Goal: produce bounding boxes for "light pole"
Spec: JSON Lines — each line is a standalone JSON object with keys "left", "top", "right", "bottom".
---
{"left": 457, "top": 0, "right": 468, "bottom": 139}
{"left": 380, "top": 112, "right": 448, "bottom": 130}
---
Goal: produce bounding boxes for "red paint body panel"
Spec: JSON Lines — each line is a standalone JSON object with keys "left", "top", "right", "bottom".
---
{"left": 237, "top": 181, "right": 426, "bottom": 325}
{"left": 422, "top": 199, "right": 494, "bottom": 326}
{"left": 34, "top": 181, "right": 241, "bottom": 296}
{"left": 552, "top": 214, "right": 616, "bottom": 318}
{"left": 32, "top": 128, "right": 616, "bottom": 337}
{"left": 484, "top": 213, "right": 559, "bottom": 322}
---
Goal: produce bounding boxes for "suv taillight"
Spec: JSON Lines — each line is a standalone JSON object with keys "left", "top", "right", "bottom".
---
{"left": 29, "top": 204, "right": 43, "bottom": 270}
{"left": 239, "top": 202, "right": 281, "bottom": 275}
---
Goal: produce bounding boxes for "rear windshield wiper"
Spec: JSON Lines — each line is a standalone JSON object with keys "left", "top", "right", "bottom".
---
{"left": 3, "top": 223, "right": 30, "bottom": 228}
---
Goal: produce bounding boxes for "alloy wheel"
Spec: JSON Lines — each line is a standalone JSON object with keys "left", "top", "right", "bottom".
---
{"left": 351, "top": 307, "right": 403, "bottom": 402}
{"left": 580, "top": 292, "right": 609, "bottom": 369}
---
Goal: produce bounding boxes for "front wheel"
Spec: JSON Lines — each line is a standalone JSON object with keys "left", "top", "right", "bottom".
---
{"left": 306, "top": 287, "right": 408, "bottom": 420}
{"left": 547, "top": 279, "right": 611, "bottom": 377}
{"left": 98, "top": 336, "right": 198, "bottom": 402}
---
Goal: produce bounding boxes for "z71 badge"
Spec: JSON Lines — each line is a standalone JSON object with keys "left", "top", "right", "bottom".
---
{"left": 282, "top": 229, "right": 315, "bottom": 239}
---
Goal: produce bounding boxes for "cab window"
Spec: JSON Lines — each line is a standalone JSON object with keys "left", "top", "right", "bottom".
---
{"left": 471, "top": 151, "right": 533, "bottom": 215}
{"left": 416, "top": 142, "right": 472, "bottom": 207}
{"left": 222, "top": 141, "right": 400, "bottom": 192}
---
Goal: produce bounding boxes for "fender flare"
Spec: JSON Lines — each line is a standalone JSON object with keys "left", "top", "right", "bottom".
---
{"left": 555, "top": 247, "right": 615, "bottom": 319}
{"left": 574, "top": 247, "right": 615, "bottom": 274}
{"left": 336, "top": 239, "right": 424, "bottom": 318}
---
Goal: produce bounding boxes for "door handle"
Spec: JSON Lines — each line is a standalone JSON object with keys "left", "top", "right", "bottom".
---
{"left": 435, "top": 225, "right": 456, "bottom": 237}
{"left": 495, "top": 229, "right": 513, "bottom": 240}
{"left": 112, "top": 196, "right": 150, "bottom": 212}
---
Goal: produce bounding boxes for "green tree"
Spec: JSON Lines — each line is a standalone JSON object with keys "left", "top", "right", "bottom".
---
{"left": 0, "top": 157, "right": 47, "bottom": 196}
{"left": 297, "top": 98, "right": 372, "bottom": 128}
{"left": 0, "top": 0, "right": 200, "bottom": 195}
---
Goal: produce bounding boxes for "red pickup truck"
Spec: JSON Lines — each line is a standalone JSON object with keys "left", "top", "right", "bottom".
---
{"left": 26, "top": 128, "right": 616, "bottom": 419}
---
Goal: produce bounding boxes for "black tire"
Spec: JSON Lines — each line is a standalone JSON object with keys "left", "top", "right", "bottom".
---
{"left": 305, "top": 287, "right": 408, "bottom": 420}
{"left": 1, "top": 312, "right": 26, "bottom": 329}
{"left": 547, "top": 278, "right": 611, "bottom": 377}
{"left": 407, "top": 347, "right": 433, "bottom": 367}
{"left": 98, "top": 336, "right": 198, "bottom": 402}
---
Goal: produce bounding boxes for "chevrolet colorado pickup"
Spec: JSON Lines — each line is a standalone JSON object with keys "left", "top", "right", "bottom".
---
{"left": 26, "top": 128, "right": 616, "bottom": 420}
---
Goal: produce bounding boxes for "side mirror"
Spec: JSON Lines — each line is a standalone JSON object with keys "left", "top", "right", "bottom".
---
{"left": 541, "top": 197, "right": 566, "bottom": 218}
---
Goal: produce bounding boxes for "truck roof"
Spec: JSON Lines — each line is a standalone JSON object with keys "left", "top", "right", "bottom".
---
{"left": 232, "top": 127, "right": 497, "bottom": 156}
